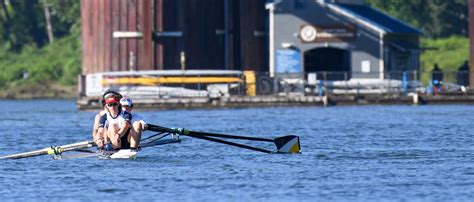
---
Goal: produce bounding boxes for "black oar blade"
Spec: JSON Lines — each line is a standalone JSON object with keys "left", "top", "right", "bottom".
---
{"left": 274, "top": 135, "right": 301, "bottom": 154}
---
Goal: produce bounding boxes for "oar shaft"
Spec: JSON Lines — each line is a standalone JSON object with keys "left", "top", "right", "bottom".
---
{"left": 147, "top": 124, "right": 176, "bottom": 133}
{"left": 146, "top": 124, "right": 301, "bottom": 154}
{"left": 147, "top": 124, "right": 275, "bottom": 142}
{"left": 187, "top": 134, "right": 273, "bottom": 154}
{"left": 0, "top": 141, "right": 95, "bottom": 159}
{"left": 60, "top": 142, "right": 96, "bottom": 152}
{"left": 188, "top": 131, "right": 274, "bottom": 142}
{"left": 0, "top": 148, "right": 49, "bottom": 159}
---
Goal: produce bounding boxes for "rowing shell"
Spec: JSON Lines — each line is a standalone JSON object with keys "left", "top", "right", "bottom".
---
{"left": 0, "top": 124, "right": 301, "bottom": 160}
{"left": 104, "top": 149, "right": 138, "bottom": 159}
{"left": 0, "top": 132, "right": 182, "bottom": 160}
{"left": 56, "top": 138, "right": 182, "bottom": 160}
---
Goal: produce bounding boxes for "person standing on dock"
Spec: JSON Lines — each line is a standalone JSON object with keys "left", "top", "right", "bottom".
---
{"left": 120, "top": 96, "right": 147, "bottom": 150}
{"left": 432, "top": 63, "right": 444, "bottom": 95}
{"left": 457, "top": 60, "right": 469, "bottom": 87}
{"left": 92, "top": 90, "right": 122, "bottom": 150}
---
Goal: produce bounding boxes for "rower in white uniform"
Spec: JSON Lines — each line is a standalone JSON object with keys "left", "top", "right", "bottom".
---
{"left": 119, "top": 96, "right": 147, "bottom": 150}
{"left": 93, "top": 90, "right": 122, "bottom": 150}
{"left": 97, "top": 96, "right": 138, "bottom": 151}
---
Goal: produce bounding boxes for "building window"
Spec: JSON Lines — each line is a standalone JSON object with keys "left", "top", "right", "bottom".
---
{"left": 295, "top": 0, "right": 305, "bottom": 9}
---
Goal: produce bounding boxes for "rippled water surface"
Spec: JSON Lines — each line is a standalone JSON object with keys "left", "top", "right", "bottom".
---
{"left": 1, "top": 100, "right": 474, "bottom": 200}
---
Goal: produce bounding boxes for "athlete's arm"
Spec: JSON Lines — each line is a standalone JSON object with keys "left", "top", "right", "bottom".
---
{"left": 93, "top": 112, "right": 107, "bottom": 147}
{"left": 117, "top": 112, "right": 132, "bottom": 137}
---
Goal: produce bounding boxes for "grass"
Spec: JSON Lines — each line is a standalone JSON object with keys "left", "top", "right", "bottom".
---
{"left": 0, "top": 34, "right": 81, "bottom": 98}
{"left": 419, "top": 36, "right": 469, "bottom": 84}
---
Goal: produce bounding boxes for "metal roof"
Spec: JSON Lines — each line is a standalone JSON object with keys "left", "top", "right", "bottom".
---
{"left": 330, "top": 3, "right": 422, "bottom": 35}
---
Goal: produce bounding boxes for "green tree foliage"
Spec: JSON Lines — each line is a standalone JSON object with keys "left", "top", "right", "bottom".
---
{"left": 419, "top": 36, "right": 469, "bottom": 84}
{"left": 367, "top": 0, "right": 469, "bottom": 86}
{"left": 40, "top": 0, "right": 81, "bottom": 36}
{"left": 0, "top": 0, "right": 80, "bottom": 89}
{"left": 366, "top": 0, "right": 468, "bottom": 37}
{"left": 0, "top": 34, "right": 80, "bottom": 86}
{"left": 0, "top": 0, "right": 48, "bottom": 50}
{"left": 0, "top": 0, "right": 80, "bottom": 51}
{"left": 0, "top": 0, "right": 470, "bottom": 93}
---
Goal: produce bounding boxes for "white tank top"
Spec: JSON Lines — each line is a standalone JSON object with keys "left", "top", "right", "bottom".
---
{"left": 99, "top": 111, "right": 132, "bottom": 128}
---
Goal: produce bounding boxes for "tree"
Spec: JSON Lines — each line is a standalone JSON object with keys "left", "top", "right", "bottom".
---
{"left": 366, "top": 0, "right": 467, "bottom": 37}
{"left": 42, "top": 1, "right": 54, "bottom": 43}
{"left": 0, "top": 0, "right": 80, "bottom": 51}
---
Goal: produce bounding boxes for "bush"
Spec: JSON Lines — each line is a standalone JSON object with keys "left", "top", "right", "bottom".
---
{"left": 420, "top": 36, "right": 469, "bottom": 84}
{"left": 0, "top": 34, "right": 81, "bottom": 88}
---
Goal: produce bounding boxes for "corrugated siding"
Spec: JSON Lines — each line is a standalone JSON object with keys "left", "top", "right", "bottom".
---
{"left": 155, "top": 0, "right": 225, "bottom": 69}
{"left": 81, "top": 0, "right": 152, "bottom": 74}
{"left": 184, "top": 0, "right": 225, "bottom": 69}
{"left": 155, "top": 0, "right": 181, "bottom": 69}
{"left": 238, "top": 0, "right": 267, "bottom": 71}
{"left": 469, "top": 0, "right": 474, "bottom": 88}
{"left": 81, "top": 0, "right": 268, "bottom": 74}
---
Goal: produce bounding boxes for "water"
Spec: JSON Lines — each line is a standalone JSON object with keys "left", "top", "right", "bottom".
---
{"left": 1, "top": 100, "right": 474, "bottom": 200}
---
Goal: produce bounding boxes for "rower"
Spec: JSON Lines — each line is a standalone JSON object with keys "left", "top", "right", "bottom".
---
{"left": 97, "top": 96, "right": 135, "bottom": 151}
{"left": 93, "top": 90, "right": 122, "bottom": 150}
{"left": 119, "top": 96, "right": 147, "bottom": 150}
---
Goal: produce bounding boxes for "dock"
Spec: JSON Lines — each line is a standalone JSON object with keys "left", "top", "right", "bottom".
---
{"left": 76, "top": 93, "right": 474, "bottom": 110}
{"left": 76, "top": 70, "right": 474, "bottom": 110}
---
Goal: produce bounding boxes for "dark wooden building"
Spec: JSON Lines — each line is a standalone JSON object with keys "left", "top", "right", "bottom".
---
{"left": 81, "top": 0, "right": 268, "bottom": 75}
{"left": 469, "top": 0, "right": 474, "bottom": 88}
{"left": 81, "top": 0, "right": 421, "bottom": 81}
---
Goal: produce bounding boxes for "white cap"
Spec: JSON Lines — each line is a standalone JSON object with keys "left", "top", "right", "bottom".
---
{"left": 119, "top": 96, "right": 133, "bottom": 106}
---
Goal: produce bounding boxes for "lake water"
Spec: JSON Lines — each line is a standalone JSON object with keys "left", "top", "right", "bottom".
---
{"left": 0, "top": 100, "right": 473, "bottom": 201}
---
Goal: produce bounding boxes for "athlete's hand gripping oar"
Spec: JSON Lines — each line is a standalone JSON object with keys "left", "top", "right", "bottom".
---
{"left": 147, "top": 124, "right": 301, "bottom": 154}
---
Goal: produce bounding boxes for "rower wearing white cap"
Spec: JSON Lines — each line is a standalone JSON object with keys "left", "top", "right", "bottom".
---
{"left": 120, "top": 96, "right": 147, "bottom": 150}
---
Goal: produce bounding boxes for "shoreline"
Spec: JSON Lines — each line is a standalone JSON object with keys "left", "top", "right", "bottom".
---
{"left": 76, "top": 93, "right": 474, "bottom": 110}
{"left": 3, "top": 83, "right": 474, "bottom": 109}
{"left": 0, "top": 84, "right": 77, "bottom": 100}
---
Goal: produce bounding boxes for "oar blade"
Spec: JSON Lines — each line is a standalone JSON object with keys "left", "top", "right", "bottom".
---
{"left": 274, "top": 135, "right": 301, "bottom": 154}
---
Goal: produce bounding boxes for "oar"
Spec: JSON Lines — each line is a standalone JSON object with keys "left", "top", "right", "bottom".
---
{"left": 0, "top": 141, "right": 95, "bottom": 159}
{"left": 183, "top": 131, "right": 275, "bottom": 142}
{"left": 146, "top": 124, "right": 301, "bottom": 154}
{"left": 186, "top": 133, "right": 273, "bottom": 153}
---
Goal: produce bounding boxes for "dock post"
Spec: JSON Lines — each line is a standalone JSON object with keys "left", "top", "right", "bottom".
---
{"left": 413, "top": 93, "right": 419, "bottom": 105}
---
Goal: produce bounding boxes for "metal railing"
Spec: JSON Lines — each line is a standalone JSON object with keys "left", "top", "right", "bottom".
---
{"left": 80, "top": 70, "right": 245, "bottom": 99}
{"left": 258, "top": 71, "right": 470, "bottom": 96}
{"left": 79, "top": 70, "right": 471, "bottom": 98}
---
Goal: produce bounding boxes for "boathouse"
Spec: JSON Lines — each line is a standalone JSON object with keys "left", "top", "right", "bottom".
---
{"left": 80, "top": 0, "right": 268, "bottom": 74}
{"left": 78, "top": 0, "right": 422, "bottom": 104}
{"left": 81, "top": 0, "right": 420, "bottom": 74}
{"left": 269, "top": 0, "right": 421, "bottom": 80}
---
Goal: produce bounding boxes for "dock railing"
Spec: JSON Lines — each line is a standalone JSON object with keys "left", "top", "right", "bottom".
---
{"left": 80, "top": 70, "right": 245, "bottom": 99}
{"left": 78, "top": 70, "right": 470, "bottom": 99}
{"left": 262, "top": 70, "right": 469, "bottom": 96}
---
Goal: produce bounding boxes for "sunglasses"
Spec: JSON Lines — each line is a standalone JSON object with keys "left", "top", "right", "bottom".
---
{"left": 107, "top": 103, "right": 118, "bottom": 107}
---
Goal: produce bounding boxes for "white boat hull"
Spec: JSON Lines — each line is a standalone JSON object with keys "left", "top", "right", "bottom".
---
{"left": 108, "top": 149, "right": 138, "bottom": 159}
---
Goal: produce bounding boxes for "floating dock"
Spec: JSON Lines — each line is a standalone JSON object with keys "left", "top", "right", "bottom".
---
{"left": 76, "top": 93, "right": 474, "bottom": 110}
{"left": 76, "top": 70, "right": 474, "bottom": 110}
